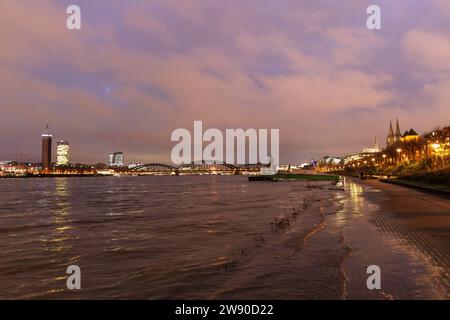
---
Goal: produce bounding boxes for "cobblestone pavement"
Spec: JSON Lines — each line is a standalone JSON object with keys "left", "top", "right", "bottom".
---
{"left": 335, "top": 178, "right": 450, "bottom": 300}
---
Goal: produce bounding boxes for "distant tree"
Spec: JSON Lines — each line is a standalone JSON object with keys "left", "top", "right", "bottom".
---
{"left": 403, "top": 138, "right": 425, "bottom": 161}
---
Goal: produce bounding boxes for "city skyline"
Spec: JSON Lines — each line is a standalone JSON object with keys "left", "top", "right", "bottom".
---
{"left": 0, "top": 1, "right": 449, "bottom": 303}
{"left": 0, "top": 117, "right": 438, "bottom": 168}
{"left": 1, "top": 1, "right": 450, "bottom": 164}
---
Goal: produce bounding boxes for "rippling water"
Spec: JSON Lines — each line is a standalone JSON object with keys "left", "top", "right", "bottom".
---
{"left": 0, "top": 176, "right": 346, "bottom": 299}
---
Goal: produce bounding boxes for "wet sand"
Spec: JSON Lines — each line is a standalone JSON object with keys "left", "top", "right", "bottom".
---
{"left": 338, "top": 178, "right": 450, "bottom": 299}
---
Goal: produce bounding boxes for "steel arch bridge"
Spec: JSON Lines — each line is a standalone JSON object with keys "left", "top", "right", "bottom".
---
{"left": 130, "top": 161, "right": 269, "bottom": 175}
{"left": 238, "top": 163, "right": 271, "bottom": 170}
{"left": 177, "top": 161, "right": 239, "bottom": 175}
{"left": 132, "top": 163, "right": 177, "bottom": 175}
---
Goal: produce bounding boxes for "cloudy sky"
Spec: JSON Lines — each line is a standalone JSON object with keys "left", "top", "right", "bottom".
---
{"left": 0, "top": 0, "right": 449, "bottom": 164}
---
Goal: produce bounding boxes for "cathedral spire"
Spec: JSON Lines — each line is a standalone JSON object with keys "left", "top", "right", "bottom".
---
{"left": 388, "top": 120, "right": 394, "bottom": 136}
{"left": 395, "top": 117, "right": 401, "bottom": 137}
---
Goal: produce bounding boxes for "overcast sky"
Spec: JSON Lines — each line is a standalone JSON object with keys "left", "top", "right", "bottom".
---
{"left": 1, "top": 0, "right": 449, "bottom": 164}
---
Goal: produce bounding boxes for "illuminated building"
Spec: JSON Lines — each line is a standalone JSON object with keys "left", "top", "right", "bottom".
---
{"left": 424, "top": 126, "right": 450, "bottom": 158}
{"left": 0, "top": 161, "right": 34, "bottom": 176}
{"left": 56, "top": 141, "right": 70, "bottom": 165}
{"left": 386, "top": 118, "right": 402, "bottom": 147}
{"left": 362, "top": 137, "right": 382, "bottom": 154}
{"left": 344, "top": 138, "right": 381, "bottom": 165}
{"left": 401, "top": 129, "right": 420, "bottom": 143}
{"left": 108, "top": 152, "right": 124, "bottom": 167}
{"left": 41, "top": 126, "right": 52, "bottom": 171}
{"left": 319, "top": 156, "right": 343, "bottom": 165}
{"left": 128, "top": 163, "right": 143, "bottom": 169}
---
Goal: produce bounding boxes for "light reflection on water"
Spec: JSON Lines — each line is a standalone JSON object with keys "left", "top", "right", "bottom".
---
{"left": 337, "top": 177, "right": 449, "bottom": 299}
{"left": 46, "top": 178, "right": 74, "bottom": 253}
{"left": 0, "top": 176, "right": 344, "bottom": 299}
{"left": 0, "top": 176, "right": 447, "bottom": 299}
{"left": 344, "top": 178, "right": 365, "bottom": 216}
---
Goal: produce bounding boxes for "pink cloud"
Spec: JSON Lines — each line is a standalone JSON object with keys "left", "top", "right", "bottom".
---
{"left": 402, "top": 30, "right": 450, "bottom": 72}
{"left": 0, "top": 1, "right": 449, "bottom": 163}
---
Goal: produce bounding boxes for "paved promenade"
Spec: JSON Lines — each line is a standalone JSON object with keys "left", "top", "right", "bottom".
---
{"left": 339, "top": 178, "right": 450, "bottom": 299}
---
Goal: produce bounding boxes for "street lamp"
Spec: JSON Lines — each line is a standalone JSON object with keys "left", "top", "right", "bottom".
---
{"left": 396, "top": 148, "right": 402, "bottom": 163}
{"left": 381, "top": 154, "right": 387, "bottom": 165}
{"left": 431, "top": 143, "right": 444, "bottom": 168}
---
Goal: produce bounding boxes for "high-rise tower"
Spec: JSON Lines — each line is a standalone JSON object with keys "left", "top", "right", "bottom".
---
{"left": 56, "top": 141, "right": 70, "bottom": 166}
{"left": 41, "top": 125, "right": 53, "bottom": 171}
{"left": 108, "top": 152, "right": 124, "bottom": 167}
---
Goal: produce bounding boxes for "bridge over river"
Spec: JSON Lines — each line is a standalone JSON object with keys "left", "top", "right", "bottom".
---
{"left": 129, "top": 161, "right": 270, "bottom": 176}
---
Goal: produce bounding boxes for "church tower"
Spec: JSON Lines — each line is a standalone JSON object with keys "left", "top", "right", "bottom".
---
{"left": 386, "top": 120, "right": 394, "bottom": 147}
{"left": 386, "top": 118, "right": 402, "bottom": 147}
{"left": 394, "top": 118, "right": 402, "bottom": 143}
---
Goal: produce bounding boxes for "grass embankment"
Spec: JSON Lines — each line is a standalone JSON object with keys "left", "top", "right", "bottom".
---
{"left": 381, "top": 178, "right": 450, "bottom": 197}
{"left": 380, "top": 166, "right": 450, "bottom": 196}
{"left": 398, "top": 166, "right": 450, "bottom": 185}
{"left": 249, "top": 173, "right": 339, "bottom": 182}
{"left": 276, "top": 173, "right": 339, "bottom": 181}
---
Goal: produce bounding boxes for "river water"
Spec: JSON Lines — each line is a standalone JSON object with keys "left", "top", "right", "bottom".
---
{"left": 0, "top": 176, "right": 447, "bottom": 299}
